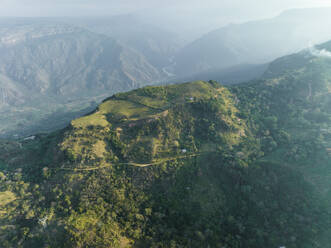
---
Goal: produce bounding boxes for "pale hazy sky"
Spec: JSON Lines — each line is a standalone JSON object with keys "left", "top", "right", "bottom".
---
{"left": 1, "top": 0, "right": 331, "bottom": 18}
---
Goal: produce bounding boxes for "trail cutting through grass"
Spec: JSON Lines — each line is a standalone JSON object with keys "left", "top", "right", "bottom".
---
{"left": 60, "top": 153, "right": 202, "bottom": 171}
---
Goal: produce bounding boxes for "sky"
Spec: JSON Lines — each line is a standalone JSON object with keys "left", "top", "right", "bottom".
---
{"left": 1, "top": 0, "right": 331, "bottom": 39}
{"left": 1, "top": 0, "right": 331, "bottom": 18}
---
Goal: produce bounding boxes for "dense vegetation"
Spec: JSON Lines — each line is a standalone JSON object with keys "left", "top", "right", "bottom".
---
{"left": 1, "top": 43, "right": 331, "bottom": 247}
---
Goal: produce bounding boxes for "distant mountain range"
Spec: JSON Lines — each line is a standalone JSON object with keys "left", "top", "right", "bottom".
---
{"left": 0, "top": 23, "right": 165, "bottom": 106}
{"left": 2, "top": 8, "right": 331, "bottom": 137}
{"left": 64, "top": 14, "right": 183, "bottom": 69}
{"left": 172, "top": 8, "right": 331, "bottom": 77}
{"left": 0, "top": 22, "right": 167, "bottom": 137}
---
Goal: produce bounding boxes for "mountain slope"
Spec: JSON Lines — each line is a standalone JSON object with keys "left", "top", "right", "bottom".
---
{"left": 64, "top": 14, "right": 183, "bottom": 70}
{"left": 1, "top": 55, "right": 330, "bottom": 248}
{"left": 0, "top": 23, "right": 164, "bottom": 101}
{"left": 0, "top": 22, "right": 166, "bottom": 137}
{"left": 233, "top": 44, "right": 331, "bottom": 245}
{"left": 173, "top": 8, "right": 331, "bottom": 77}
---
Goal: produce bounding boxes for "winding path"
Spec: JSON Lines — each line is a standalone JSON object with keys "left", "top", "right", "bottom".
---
{"left": 60, "top": 153, "right": 201, "bottom": 171}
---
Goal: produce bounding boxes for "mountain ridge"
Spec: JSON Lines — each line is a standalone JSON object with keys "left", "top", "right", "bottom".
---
{"left": 173, "top": 8, "right": 331, "bottom": 77}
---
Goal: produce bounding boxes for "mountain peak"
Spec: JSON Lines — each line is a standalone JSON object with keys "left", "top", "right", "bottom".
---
{"left": 62, "top": 80, "right": 246, "bottom": 166}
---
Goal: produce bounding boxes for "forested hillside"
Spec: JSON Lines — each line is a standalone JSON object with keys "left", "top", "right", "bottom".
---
{"left": 1, "top": 43, "right": 331, "bottom": 247}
